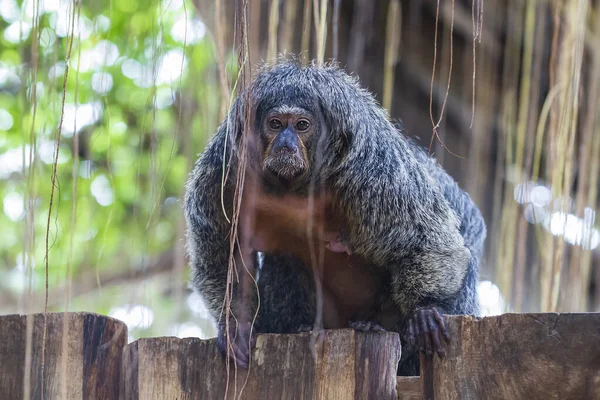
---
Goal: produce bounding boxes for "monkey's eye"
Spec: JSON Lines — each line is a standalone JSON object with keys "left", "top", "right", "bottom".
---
{"left": 296, "top": 119, "right": 310, "bottom": 132}
{"left": 268, "top": 118, "right": 283, "bottom": 130}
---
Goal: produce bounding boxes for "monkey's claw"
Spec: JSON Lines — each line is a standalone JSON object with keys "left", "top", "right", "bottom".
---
{"left": 349, "top": 320, "right": 386, "bottom": 332}
{"left": 405, "top": 307, "right": 450, "bottom": 358}
{"left": 217, "top": 320, "right": 255, "bottom": 370}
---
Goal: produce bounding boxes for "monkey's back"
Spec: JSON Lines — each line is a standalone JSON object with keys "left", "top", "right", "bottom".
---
{"left": 408, "top": 140, "right": 485, "bottom": 317}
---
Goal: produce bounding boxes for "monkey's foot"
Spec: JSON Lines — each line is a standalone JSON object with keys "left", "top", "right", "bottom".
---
{"left": 217, "top": 320, "right": 255, "bottom": 370}
{"left": 349, "top": 320, "right": 386, "bottom": 332}
{"left": 297, "top": 324, "right": 316, "bottom": 333}
{"left": 405, "top": 307, "right": 450, "bottom": 357}
{"left": 296, "top": 324, "right": 327, "bottom": 346}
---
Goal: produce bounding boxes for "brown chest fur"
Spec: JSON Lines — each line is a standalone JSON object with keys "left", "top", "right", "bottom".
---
{"left": 244, "top": 191, "right": 383, "bottom": 328}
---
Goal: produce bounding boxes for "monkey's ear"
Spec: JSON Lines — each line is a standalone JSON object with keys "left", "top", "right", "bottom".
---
{"left": 312, "top": 68, "right": 389, "bottom": 149}
{"left": 225, "top": 97, "right": 244, "bottom": 142}
{"left": 229, "top": 93, "right": 261, "bottom": 142}
{"left": 311, "top": 70, "right": 365, "bottom": 149}
{"left": 222, "top": 93, "right": 263, "bottom": 170}
{"left": 207, "top": 96, "right": 245, "bottom": 170}
{"left": 216, "top": 98, "right": 244, "bottom": 155}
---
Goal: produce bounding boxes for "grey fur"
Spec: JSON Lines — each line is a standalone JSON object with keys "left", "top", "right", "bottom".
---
{"left": 184, "top": 59, "right": 486, "bottom": 375}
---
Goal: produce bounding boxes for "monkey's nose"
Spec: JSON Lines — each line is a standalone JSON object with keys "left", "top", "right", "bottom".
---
{"left": 275, "top": 144, "right": 298, "bottom": 154}
{"left": 273, "top": 128, "right": 299, "bottom": 154}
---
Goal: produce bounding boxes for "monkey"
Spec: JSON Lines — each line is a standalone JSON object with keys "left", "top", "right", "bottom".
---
{"left": 184, "top": 59, "right": 486, "bottom": 375}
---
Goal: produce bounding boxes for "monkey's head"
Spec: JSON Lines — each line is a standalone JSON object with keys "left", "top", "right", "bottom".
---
{"left": 243, "top": 59, "right": 360, "bottom": 189}
{"left": 258, "top": 105, "right": 318, "bottom": 183}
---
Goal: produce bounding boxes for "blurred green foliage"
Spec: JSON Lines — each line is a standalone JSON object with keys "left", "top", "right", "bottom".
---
{"left": 0, "top": 0, "right": 223, "bottom": 339}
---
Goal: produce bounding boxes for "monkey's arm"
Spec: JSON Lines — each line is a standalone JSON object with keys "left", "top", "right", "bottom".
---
{"left": 184, "top": 121, "right": 259, "bottom": 368}
{"left": 329, "top": 142, "right": 472, "bottom": 310}
{"left": 334, "top": 131, "right": 485, "bottom": 364}
{"left": 312, "top": 68, "right": 479, "bottom": 314}
{"left": 334, "top": 150, "right": 476, "bottom": 362}
{"left": 185, "top": 130, "right": 233, "bottom": 320}
{"left": 397, "top": 184, "right": 484, "bottom": 362}
{"left": 418, "top": 147, "right": 486, "bottom": 316}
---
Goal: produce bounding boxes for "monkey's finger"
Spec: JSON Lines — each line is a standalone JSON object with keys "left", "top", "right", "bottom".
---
{"left": 221, "top": 340, "right": 246, "bottom": 369}
{"left": 426, "top": 313, "right": 445, "bottom": 357}
{"left": 418, "top": 309, "right": 433, "bottom": 356}
{"left": 218, "top": 323, "right": 253, "bottom": 370}
{"left": 323, "top": 234, "right": 352, "bottom": 255}
{"left": 414, "top": 317, "right": 425, "bottom": 351}
{"left": 230, "top": 339, "right": 251, "bottom": 369}
{"left": 406, "top": 319, "right": 416, "bottom": 347}
{"left": 232, "top": 352, "right": 249, "bottom": 369}
{"left": 414, "top": 321, "right": 423, "bottom": 350}
{"left": 431, "top": 307, "right": 450, "bottom": 342}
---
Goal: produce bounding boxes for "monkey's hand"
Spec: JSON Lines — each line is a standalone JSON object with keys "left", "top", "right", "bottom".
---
{"left": 405, "top": 307, "right": 450, "bottom": 357}
{"left": 323, "top": 231, "right": 352, "bottom": 255}
{"left": 216, "top": 319, "right": 256, "bottom": 370}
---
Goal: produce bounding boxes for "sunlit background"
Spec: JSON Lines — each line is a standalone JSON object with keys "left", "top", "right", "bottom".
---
{"left": 1, "top": 0, "right": 598, "bottom": 341}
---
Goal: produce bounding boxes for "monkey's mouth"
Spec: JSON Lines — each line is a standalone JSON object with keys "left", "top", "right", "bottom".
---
{"left": 263, "top": 154, "right": 307, "bottom": 181}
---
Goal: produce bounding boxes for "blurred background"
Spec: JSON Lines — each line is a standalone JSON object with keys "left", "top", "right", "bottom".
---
{"left": 0, "top": 0, "right": 598, "bottom": 342}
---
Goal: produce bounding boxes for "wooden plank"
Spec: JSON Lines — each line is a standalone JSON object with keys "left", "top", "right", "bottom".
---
{"left": 397, "top": 376, "right": 422, "bottom": 400}
{"left": 0, "top": 312, "right": 128, "bottom": 399}
{"left": 121, "top": 329, "right": 401, "bottom": 400}
{"left": 421, "top": 313, "right": 600, "bottom": 400}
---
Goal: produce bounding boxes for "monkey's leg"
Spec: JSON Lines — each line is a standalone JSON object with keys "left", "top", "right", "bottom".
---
{"left": 254, "top": 253, "right": 316, "bottom": 333}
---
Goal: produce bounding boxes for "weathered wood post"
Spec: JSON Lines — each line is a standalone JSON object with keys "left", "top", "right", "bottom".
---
{"left": 421, "top": 314, "right": 600, "bottom": 400}
{"left": 3, "top": 312, "right": 599, "bottom": 399}
{"left": 121, "top": 329, "right": 401, "bottom": 400}
{"left": 0, "top": 312, "right": 127, "bottom": 399}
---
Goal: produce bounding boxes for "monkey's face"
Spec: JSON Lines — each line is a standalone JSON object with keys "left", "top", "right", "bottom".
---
{"left": 260, "top": 107, "right": 315, "bottom": 182}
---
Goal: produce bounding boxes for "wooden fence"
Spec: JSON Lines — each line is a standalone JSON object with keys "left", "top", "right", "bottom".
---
{"left": 0, "top": 312, "right": 598, "bottom": 399}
